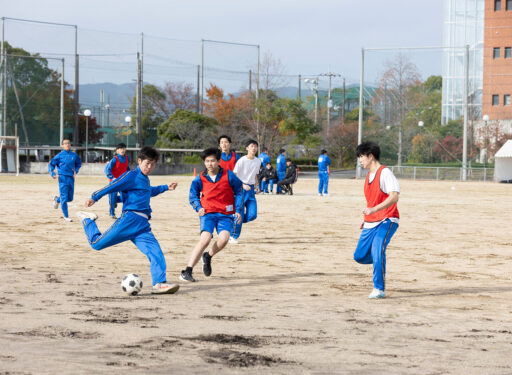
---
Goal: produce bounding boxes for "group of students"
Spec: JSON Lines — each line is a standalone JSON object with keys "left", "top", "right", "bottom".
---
{"left": 256, "top": 147, "right": 298, "bottom": 195}
{"left": 48, "top": 136, "right": 399, "bottom": 299}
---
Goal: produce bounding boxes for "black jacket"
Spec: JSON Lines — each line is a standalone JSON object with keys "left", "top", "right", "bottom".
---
{"left": 285, "top": 163, "right": 297, "bottom": 180}
{"left": 263, "top": 166, "right": 277, "bottom": 180}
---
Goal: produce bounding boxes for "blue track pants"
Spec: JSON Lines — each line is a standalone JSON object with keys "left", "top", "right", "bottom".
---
{"left": 57, "top": 175, "right": 74, "bottom": 218}
{"left": 318, "top": 171, "right": 329, "bottom": 194}
{"left": 232, "top": 185, "right": 257, "bottom": 239}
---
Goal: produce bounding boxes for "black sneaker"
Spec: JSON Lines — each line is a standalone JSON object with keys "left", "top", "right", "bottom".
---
{"left": 180, "top": 269, "right": 196, "bottom": 282}
{"left": 202, "top": 252, "right": 212, "bottom": 277}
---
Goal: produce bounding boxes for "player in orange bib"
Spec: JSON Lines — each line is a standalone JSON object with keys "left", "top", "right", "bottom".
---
{"left": 218, "top": 135, "right": 239, "bottom": 171}
{"left": 354, "top": 142, "right": 399, "bottom": 299}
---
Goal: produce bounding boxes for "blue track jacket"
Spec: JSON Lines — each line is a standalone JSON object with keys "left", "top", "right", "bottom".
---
{"left": 189, "top": 168, "right": 244, "bottom": 214}
{"left": 48, "top": 150, "right": 81, "bottom": 177}
{"left": 276, "top": 154, "right": 287, "bottom": 173}
{"left": 91, "top": 166, "right": 168, "bottom": 218}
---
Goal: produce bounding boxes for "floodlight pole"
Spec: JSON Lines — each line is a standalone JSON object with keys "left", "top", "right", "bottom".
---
{"left": 462, "top": 44, "right": 469, "bottom": 181}
{"left": 356, "top": 48, "right": 365, "bottom": 178}
{"left": 200, "top": 39, "right": 204, "bottom": 113}
{"left": 60, "top": 58, "right": 65, "bottom": 144}
{"left": 1, "top": 17, "right": 6, "bottom": 137}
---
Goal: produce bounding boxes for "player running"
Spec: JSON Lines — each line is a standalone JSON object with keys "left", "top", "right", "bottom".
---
{"left": 104, "top": 143, "right": 129, "bottom": 219}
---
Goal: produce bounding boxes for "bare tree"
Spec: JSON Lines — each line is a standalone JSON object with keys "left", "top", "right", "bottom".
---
{"left": 375, "top": 54, "right": 421, "bottom": 166}
{"left": 163, "top": 82, "right": 197, "bottom": 113}
{"left": 256, "top": 51, "right": 291, "bottom": 91}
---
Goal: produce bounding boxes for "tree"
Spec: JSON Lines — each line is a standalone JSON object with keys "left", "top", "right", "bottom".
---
{"left": 278, "top": 99, "right": 320, "bottom": 144}
{"left": 130, "top": 84, "right": 167, "bottom": 145}
{"left": 163, "top": 82, "right": 196, "bottom": 112}
{"left": 2, "top": 42, "right": 74, "bottom": 146}
{"left": 156, "top": 110, "right": 219, "bottom": 149}
{"left": 78, "top": 115, "right": 103, "bottom": 145}
{"left": 256, "top": 51, "right": 290, "bottom": 91}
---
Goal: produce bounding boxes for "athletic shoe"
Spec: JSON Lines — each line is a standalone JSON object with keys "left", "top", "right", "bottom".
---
{"left": 53, "top": 196, "right": 59, "bottom": 209}
{"left": 318, "top": 193, "right": 323, "bottom": 196}
{"left": 180, "top": 269, "right": 196, "bottom": 282}
{"left": 75, "top": 211, "right": 98, "bottom": 223}
{"left": 110, "top": 215, "right": 117, "bottom": 219}
{"left": 202, "top": 252, "right": 212, "bottom": 277}
{"left": 63, "top": 217, "right": 73, "bottom": 222}
{"left": 228, "top": 236, "right": 238, "bottom": 244}
{"left": 324, "top": 193, "right": 329, "bottom": 197}
{"left": 151, "top": 283, "right": 180, "bottom": 294}
{"left": 368, "top": 288, "right": 385, "bottom": 299}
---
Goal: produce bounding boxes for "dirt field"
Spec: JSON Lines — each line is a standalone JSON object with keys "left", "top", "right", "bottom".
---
{"left": 0, "top": 174, "right": 511, "bottom": 374}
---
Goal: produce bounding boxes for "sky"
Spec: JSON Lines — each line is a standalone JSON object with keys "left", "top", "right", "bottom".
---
{"left": 1, "top": 0, "right": 445, "bottom": 90}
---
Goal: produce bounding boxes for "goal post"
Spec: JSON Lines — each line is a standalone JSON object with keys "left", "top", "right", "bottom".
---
{"left": 0, "top": 136, "right": 20, "bottom": 176}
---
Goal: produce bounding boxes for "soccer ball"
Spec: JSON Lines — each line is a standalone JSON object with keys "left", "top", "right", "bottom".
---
{"left": 121, "top": 274, "right": 143, "bottom": 295}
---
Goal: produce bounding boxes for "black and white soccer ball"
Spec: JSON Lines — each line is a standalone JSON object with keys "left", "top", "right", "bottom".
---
{"left": 121, "top": 273, "right": 143, "bottom": 295}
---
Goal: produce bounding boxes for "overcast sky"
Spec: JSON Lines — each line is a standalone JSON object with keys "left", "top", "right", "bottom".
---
{"left": 1, "top": 0, "right": 444, "bottom": 88}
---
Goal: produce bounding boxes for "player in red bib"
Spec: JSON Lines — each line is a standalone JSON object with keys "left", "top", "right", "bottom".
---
{"left": 354, "top": 142, "right": 400, "bottom": 299}
{"left": 180, "top": 148, "right": 243, "bottom": 282}
{"left": 218, "top": 135, "right": 239, "bottom": 171}
{"left": 104, "top": 143, "right": 130, "bottom": 218}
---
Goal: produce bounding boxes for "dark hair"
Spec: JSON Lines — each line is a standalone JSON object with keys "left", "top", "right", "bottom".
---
{"left": 218, "top": 135, "right": 232, "bottom": 144}
{"left": 138, "top": 146, "right": 160, "bottom": 161}
{"left": 245, "top": 139, "right": 258, "bottom": 147}
{"left": 61, "top": 138, "right": 71, "bottom": 144}
{"left": 262, "top": 146, "right": 268, "bottom": 152}
{"left": 279, "top": 148, "right": 285, "bottom": 154}
{"left": 286, "top": 158, "right": 292, "bottom": 162}
{"left": 356, "top": 142, "right": 381, "bottom": 161}
{"left": 321, "top": 149, "right": 327, "bottom": 154}
{"left": 201, "top": 147, "right": 221, "bottom": 161}
{"left": 116, "top": 143, "right": 127, "bottom": 150}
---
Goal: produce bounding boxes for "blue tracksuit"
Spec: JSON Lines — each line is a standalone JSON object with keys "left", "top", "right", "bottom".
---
{"left": 104, "top": 155, "right": 130, "bottom": 217}
{"left": 258, "top": 152, "right": 271, "bottom": 191}
{"left": 80, "top": 166, "right": 169, "bottom": 286}
{"left": 232, "top": 185, "right": 257, "bottom": 239}
{"left": 276, "top": 153, "right": 287, "bottom": 193}
{"left": 318, "top": 154, "right": 331, "bottom": 195}
{"left": 189, "top": 168, "right": 244, "bottom": 235}
{"left": 48, "top": 150, "right": 82, "bottom": 218}
{"left": 354, "top": 219, "right": 398, "bottom": 291}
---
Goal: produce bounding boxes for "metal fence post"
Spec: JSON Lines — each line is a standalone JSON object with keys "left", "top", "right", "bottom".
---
{"left": 413, "top": 166, "right": 416, "bottom": 180}
{"left": 436, "top": 167, "right": 439, "bottom": 180}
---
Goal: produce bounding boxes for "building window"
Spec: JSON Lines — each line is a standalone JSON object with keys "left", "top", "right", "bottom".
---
{"left": 494, "top": 47, "right": 501, "bottom": 58}
{"left": 492, "top": 95, "right": 500, "bottom": 106}
{"left": 507, "top": 0, "right": 512, "bottom": 10}
{"left": 496, "top": 0, "right": 502, "bottom": 10}
{"left": 505, "top": 95, "right": 511, "bottom": 106}
{"left": 506, "top": 47, "right": 512, "bottom": 58}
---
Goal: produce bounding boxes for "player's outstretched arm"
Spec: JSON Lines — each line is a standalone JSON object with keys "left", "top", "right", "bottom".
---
{"left": 91, "top": 171, "right": 135, "bottom": 202}
{"left": 85, "top": 198, "right": 95, "bottom": 207}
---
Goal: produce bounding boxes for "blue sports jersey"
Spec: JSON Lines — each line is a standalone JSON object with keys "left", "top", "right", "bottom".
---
{"left": 276, "top": 154, "right": 287, "bottom": 173}
{"left": 91, "top": 166, "right": 168, "bottom": 218}
{"left": 104, "top": 154, "right": 130, "bottom": 179}
{"left": 48, "top": 150, "right": 81, "bottom": 177}
{"left": 189, "top": 168, "right": 244, "bottom": 214}
{"left": 258, "top": 152, "right": 271, "bottom": 168}
{"left": 318, "top": 154, "right": 331, "bottom": 172}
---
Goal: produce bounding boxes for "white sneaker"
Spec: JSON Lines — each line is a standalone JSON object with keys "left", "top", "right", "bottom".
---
{"left": 53, "top": 196, "right": 59, "bottom": 209}
{"left": 75, "top": 211, "right": 98, "bottom": 223}
{"left": 151, "top": 283, "right": 180, "bottom": 294}
{"left": 368, "top": 288, "right": 385, "bottom": 299}
{"left": 63, "top": 217, "right": 73, "bottom": 222}
{"left": 228, "top": 236, "right": 238, "bottom": 244}
{"left": 318, "top": 193, "right": 323, "bottom": 196}
{"left": 323, "top": 193, "right": 329, "bottom": 197}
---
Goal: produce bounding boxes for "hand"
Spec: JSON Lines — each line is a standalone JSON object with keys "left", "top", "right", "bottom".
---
{"left": 168, "top": 182, "right": 178, "bottom": 190}
{"left": 243, "top": 184, "right": 251, "bottom": 191}
{"left": 51, "top": 174, "right": 57, "bottom": 179}
{"left": 234, "top": 213, "right": 242, "bottom": 224}
{"left": 362, "top": 207, "right": 377, "bottom": 215}
{"left": 85, "top": 198, "right": 95, "bottom": 207}
{"left": 359, "top": 220, "right": 364, "bottom": 230}
{"left": 73, "top": 172, "right": 76, "bottom": 178}
{"left": 255, "top": 186, "right": 260, "bottom": 193}
{"left": 198, "top": 208, "right": 205, "bottom": 216}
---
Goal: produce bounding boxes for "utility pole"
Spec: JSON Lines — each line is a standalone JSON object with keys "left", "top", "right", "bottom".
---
{"left": 357, "top": 48, "right": 365, "bottom": 179}
{"left": 136, "top": 52, "right": 142, "bottom": 148}
{"left": 60, "top": 58, "right": 64, "bottom": 144}
{"left": 342, "top": 77, "right": 346, "bottom": 123}
{"left": 249, "top": 69, "right": 252, "bottom": 92}
{"left": 320, "top": 71, "right": 341, "bottom": 136}
{"left": 73, "top": 26, "right": 79, "bottom": 145}
{"left": 1, "top": 18, "right": 6, "bottom": 137}
{"left": 298, "top": 74, "right": 301, "bottom": 100}
{"left": 0, "top": 17, "right": 4, "bottom": 137}
{"left": 200, "top": 39, "right": 204, "bottom": 114}
{"left": 196, "top": 65, "right": 200, "bottom": 113}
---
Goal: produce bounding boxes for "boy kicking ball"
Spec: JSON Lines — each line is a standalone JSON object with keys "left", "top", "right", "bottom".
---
{"left": 180, "top": 148, "right": 243, "bottom": 282}
{"left": 353, "top": 142, "right": 400, "bottom": 299}
{"left": 76, "top": 146, "right": 180, "bottom": 295}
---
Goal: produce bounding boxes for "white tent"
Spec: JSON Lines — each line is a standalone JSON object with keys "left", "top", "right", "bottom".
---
{"left": 494, "top": 140, "right": 512, "bottom": 182}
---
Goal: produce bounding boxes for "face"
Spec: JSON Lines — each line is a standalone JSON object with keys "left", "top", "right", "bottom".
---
{"left": 266, "top": 164, "right": 271, "bottom": 169}
{"left": 138, "top": 158, "right": 157, "bottom": 175}
{"left": 246, "top": 143, "right": 258, "bottom": 156}
{"left": 219, "top": 138, "right": 231, "bottom": 153}
{"left": 358, "top": 154, "right": 373, "bottom": 169}
{"left": 117, "top": 148, "right": 127, "bottom": 156}
{"left": 61, "top": 140, "right": 71, "bottom": 151}
{"left": 204, "top": 155, "right": 220, "bottom": 173}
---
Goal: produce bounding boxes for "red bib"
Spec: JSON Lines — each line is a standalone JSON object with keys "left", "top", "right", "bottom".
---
{"left": 219, "top": 151, "right": 237, "bottom": 171}
{"left": 364, "top": 166, "right": 399, "bottom": 223}
{"left": 200, "top": 170, "right": 235, "bottom": 215}
{"left": 111, "top": 155, "right": 129, "bottom": 180}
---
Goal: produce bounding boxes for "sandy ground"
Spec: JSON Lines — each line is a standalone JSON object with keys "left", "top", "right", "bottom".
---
{"left": 0, "top": 173, "right": 511, "bottom": 375}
